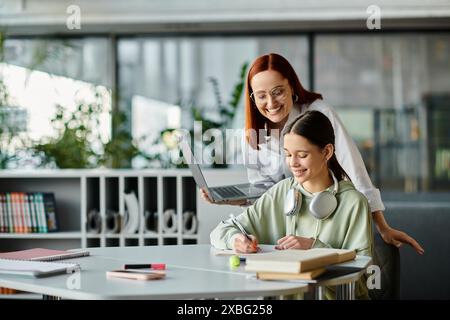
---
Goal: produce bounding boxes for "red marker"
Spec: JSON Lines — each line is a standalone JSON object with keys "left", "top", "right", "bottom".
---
{"left": 123, "top": 263, "right": 166, "bottom": 270}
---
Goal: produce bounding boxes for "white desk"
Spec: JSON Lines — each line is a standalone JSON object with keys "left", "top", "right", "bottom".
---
{"left": 0, "top": 245, "right": 308, "bottom": 300}
{"left": 0, "top": 245, "right": 370, "bottom": 300}
{"left": 89, "top": 244, "right": 371, "bottom": 300}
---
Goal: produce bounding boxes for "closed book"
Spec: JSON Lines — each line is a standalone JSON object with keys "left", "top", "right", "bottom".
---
{"left": 7, "top": 193, "right": 18, "bottom": 233}
{"left": 245, "top": 248, "right": 356, "bottom": 274}
{"left": 24, "top": 194, "right": 36, "bottom": 233}
{"left": 0, "top": 248, "right": 90, "bottom": 261}
{"left": 309, "top": 248, "right": 356, "bottom": 263}
{"left": 16, "top": 192, "right": 26, "bottom": 233}
{"left": 0, "top": 194, "right": 7, "bottom": 233}
{"left": 6, "top": 193, "right": 14, "bottom": 233}
{"left": 29, "top": 194, "right": 43, "bottom": 233}
{"left": 0, "top": 194, "right": 4, "bottom": 233}
{"left": 34, "top": 193, "right": 47, "bottom": 233}
{"left": 11, "top": 193, "right": 22, "bottom": 233}
{"left": 42, "top": 193, "right": 58, "bottom": 232}
{"left": 20, "top": 193, "right": 31, "bottom": 233}
{"left": 256, "top": 268, "right": 326, "bottom": 281}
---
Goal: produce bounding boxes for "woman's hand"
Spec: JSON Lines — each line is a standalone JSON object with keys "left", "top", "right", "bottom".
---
{"left": 373, "top": 211, "right": 424, "bottom": 255}
{"left": 199, "top": 188, "right": 214, "bottom": 204}
{"left": 275, "top": 235, "right": 314, "bottom": 250}
{"left": 233, "top": 234, "right": 259, "bottom": 253}
{"left": 380, "top": 227, "right": 425, "bottom": 255}
{"left": 199, "top": 188, "right": 248, "bottom": 206}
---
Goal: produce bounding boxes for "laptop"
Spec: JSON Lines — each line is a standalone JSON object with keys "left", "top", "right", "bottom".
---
{"left": 179, "top": 138, "right": 269, "bottom": 203}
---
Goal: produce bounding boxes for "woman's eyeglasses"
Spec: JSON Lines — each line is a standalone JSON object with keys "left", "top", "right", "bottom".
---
{"left": 250, "top": 86, "right": 289, "bottom": 106}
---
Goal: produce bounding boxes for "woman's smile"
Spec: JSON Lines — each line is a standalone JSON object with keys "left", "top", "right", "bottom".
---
{"left": 266, "top": 105, "right": 283, "bottom": 116}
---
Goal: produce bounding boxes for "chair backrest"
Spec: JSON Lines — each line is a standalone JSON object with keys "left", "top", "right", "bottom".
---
{"left": 368, "top": 233, "right": 401, "bottom": 300}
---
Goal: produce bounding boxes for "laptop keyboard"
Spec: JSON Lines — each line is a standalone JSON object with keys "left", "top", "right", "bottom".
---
{"left": 213, "top": 186, "right": 245, "bottom": 198}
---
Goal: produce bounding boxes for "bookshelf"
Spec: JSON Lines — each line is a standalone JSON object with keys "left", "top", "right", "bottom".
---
{"left": 0, "top": 168, "right": 249, "bottom": 298}
{"left": 0, "top": 169, "right": 200, "bottom": 251}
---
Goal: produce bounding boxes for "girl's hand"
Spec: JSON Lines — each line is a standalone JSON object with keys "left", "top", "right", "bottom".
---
{"left": 233, "top": 234, "right": 259, "bottom": 253}
{"left": 276, "top": 235, "right": 314, "bottom": 250}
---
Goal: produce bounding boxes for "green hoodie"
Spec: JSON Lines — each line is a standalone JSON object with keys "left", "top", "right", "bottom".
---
{"left": 210, "top": 177, "right": 374, "bottom": 299}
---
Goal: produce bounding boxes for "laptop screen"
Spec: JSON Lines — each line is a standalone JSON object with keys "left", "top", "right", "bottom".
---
{"left": 179, "top": 138, "right": 215, "bottom": 200}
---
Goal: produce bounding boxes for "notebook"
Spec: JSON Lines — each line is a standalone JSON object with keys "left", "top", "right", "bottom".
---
{"left": 0, "top": 248, "right": 90, "bottom": 262}
{"left": 211, "top": 244, "right": 276, "bottom": 256}
{"left": 0, "top": 259, "right": 80, "bottom": 277}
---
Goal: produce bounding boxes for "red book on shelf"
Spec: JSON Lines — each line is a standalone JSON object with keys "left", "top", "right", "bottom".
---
{"left": 17, "top": 193, "right": 28, "bottom": 233}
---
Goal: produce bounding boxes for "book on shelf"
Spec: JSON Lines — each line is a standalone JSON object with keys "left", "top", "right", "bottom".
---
{"left": 245, "top": 248, "right": 356, "bottom": 274}
{"left": 0, "top": 248, "right": 90, "bottom": 261}
{"left": 0, "top": 192, "right": 58, "bottom": 234}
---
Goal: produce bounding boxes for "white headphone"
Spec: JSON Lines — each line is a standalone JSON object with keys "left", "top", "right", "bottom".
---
{"left": 284, "top": 170, "right": 339, "bottom": 220}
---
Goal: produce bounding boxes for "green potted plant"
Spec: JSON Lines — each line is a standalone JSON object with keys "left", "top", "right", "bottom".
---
{"left": 33, "top": 87, "right": 146, "bottom": 169}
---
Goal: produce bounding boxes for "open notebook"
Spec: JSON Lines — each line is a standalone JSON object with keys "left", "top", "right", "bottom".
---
{"left": 211, "top": 244, "right": 276, "bottom": 257}
{"left": 0, "top": 259, "right": 80, "bottom": 277}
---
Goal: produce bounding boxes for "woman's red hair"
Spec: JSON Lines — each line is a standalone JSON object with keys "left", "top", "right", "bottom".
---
{"left": 245, "top": 53, "right": 322, "bottom": 148}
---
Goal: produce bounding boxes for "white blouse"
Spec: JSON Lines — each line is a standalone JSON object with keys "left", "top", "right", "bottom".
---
{"left": 242, "top": 99, "right": 385, "bottom": 213}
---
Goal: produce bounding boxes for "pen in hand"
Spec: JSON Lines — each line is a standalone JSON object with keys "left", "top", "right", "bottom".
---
{"left": 229, "top": 214, "right": 258, "bottom": 251}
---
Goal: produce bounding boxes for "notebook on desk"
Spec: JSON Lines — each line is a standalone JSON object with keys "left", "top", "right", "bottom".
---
{"left": 211, "top": 244, "right": 276, "bottom": 256}
{"left": 245, "top": 248, "right": 356, "bottom": 273}
{"left": 0, "top": 259, "right": 80, "bottom": 278}
{"left": 255, "top": 266, "right": 364, "bottom": 283}
{"left": 0, "top": 248, "right": 90, "bottom": 262}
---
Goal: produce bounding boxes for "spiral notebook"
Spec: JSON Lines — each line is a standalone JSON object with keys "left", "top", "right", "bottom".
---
{"left": 0, "top": 258, "right": 79, "bottom": 277}
{"left": 0, "top": 248, "right": 90, "bottom": 262}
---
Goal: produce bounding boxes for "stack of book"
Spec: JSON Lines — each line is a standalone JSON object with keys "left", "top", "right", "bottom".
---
{"left": 0, "top": 248, "right": 89, "bottom": 295}
{"left": 245, "top": 248, "right": 357, "bottom": 281}
{"left": 0, "top": 192, "right": 58, "bottom": 233}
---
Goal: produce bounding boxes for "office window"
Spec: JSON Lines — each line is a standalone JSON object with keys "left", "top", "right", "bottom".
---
{"left": 1, "top": 38, "right": 112, "bottom": 167}
{"left": 4, "top": 38, "right": 111, "bottom": 87}
{"left": 315, "top": 34, "right": 450, "bottom": 191}
{"left": 117, "top": 36, "right": 309, "bottom": 166}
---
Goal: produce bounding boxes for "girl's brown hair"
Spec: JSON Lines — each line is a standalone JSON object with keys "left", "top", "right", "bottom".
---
{"left": 285, "top": 110, "right": 350, "bottom": 181}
